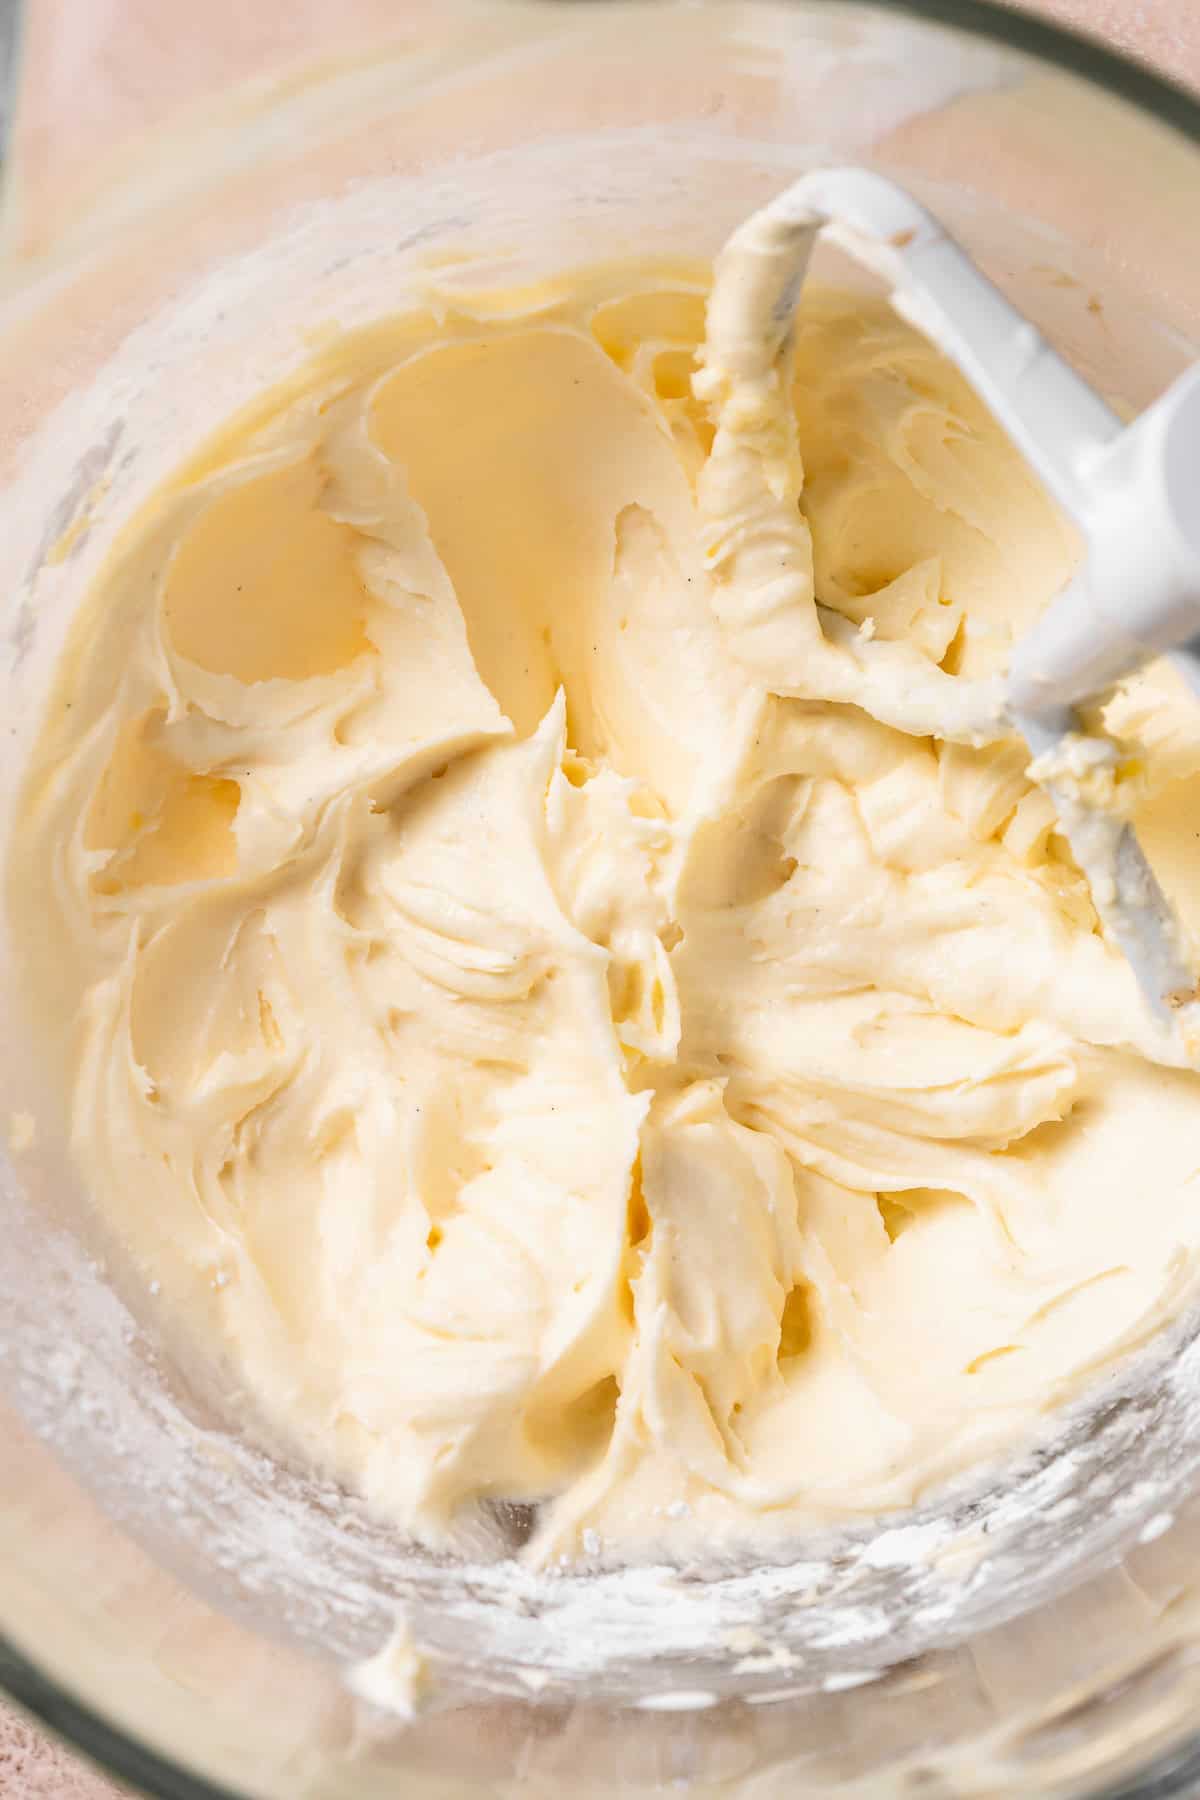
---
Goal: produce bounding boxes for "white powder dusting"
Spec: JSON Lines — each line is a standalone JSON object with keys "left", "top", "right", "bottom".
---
{"left": 1139, "top": 1511, "right": 1175, "bottom": 1544}
{"left": 637, "top": 1689, "right": 718, "bottom": 1711}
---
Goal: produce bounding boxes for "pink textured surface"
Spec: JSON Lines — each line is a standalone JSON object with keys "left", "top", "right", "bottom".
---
{"left": 0, "top": 1706, "right": 129, "bottom": 1799}
{"left": 1, "top": 0, "right": 1196, "bottom": 1794}
{"left": 1028, "top": 0, "right": 1200, "bottom": 75}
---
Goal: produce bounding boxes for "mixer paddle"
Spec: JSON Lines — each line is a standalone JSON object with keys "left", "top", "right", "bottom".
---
{"left": 703, "top": 168, "right": 1200, "bottom": 1053}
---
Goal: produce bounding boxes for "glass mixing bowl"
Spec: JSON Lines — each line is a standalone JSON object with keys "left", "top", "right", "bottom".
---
{"left": 3, "top": 2, "right": 1200, "bottom": 1794}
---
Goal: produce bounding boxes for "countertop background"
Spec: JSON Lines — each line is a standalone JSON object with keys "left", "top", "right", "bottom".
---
{"left": 1, "top": 0, "right": 1197, "bottom": 1793}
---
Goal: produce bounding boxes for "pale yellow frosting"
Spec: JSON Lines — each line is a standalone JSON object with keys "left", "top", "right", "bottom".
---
{"left": 13, "top": 262, "right": 1200, "bottom": 1565}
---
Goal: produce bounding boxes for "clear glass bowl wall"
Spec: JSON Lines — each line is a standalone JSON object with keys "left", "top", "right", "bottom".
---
{"left": 2, "top": 3, "right": 1200, "bottom": 1795}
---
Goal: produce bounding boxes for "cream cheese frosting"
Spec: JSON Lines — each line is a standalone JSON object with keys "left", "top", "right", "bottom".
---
{"left": 13, "top": 257, "right": 1200, "bottom": 1567}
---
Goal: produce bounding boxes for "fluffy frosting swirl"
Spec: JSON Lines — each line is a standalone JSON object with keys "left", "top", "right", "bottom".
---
{"left": 14, "top": 264, "right": 1200, "bottom": 1565}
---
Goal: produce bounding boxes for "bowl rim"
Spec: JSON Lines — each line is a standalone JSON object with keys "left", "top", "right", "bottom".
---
{"left": 3, "top": 1, "right": 1200, "bottom": 1797}
{"left": 872, "top": 0, "right": 1200, "bottom": 147}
